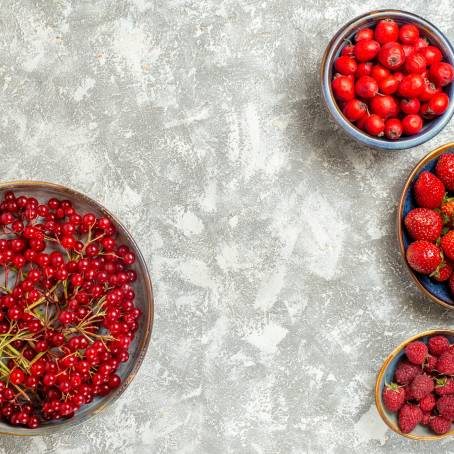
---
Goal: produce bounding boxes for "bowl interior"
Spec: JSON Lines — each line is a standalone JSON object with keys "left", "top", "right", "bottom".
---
{"left": 0, "top": 182, "right": 153, "bottom": 435}
{"left": 376, "top": 331, "right": 454, "bottom": 439}
{"left": 322, "top": 10, "right": 454, "bottom": 150}
{"left": 401, "top": 147, "right": 454, "bottom": 307}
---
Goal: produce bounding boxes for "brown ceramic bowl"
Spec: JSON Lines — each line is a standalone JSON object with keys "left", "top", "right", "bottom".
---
{"left": 0, "top": 181, "right": 154, "bottom": 436}
{"left": 397, "top": 143, "right": 454, "bottom": 310}
{"left": 375, "top": 329, "right": 454, "bottom": 440}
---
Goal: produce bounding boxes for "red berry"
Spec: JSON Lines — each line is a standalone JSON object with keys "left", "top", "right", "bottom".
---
{"left": 341, "top": 43, "right": 355, "bottom": 57}
{"left": 378, "top": 42, "right": 405, "bottom": 69}
{"left": 370, "top": 65, "right": 390, "bottom": 82}
{"left": 355, "top": 62, "right": 372, "bottom": 78}
{"left": 419, "top": 78, "right": 440, "bottom": 102}
{"left": 343, "top": 99, "right": 367, "bottom": 122}
{"left": 355, "top": 27, "right": 374, "bottom": 42}
{"left": 436, "top": 154, "right": 454, "bottom": 191}
{"left": 398, "top": 403, "right": 422, "bottom": 434}
{"left": 400, "top": 97, "right": 420, "bottom": 115}
{"left": 433, "top": 261, "right": 453, "bottom": 282}
{"left": 334, "top": 56, "right": 357, "bottom": 76}
{"left": 414, "top": 37, "right": 429, "bottom": 51}
{"left": 384, "top": 118, "right": 402, "bottom": 140}
{"left": 379, "top": 75, "right": 399, "bottom": 95}
{"left": 399, "top": 23, "right": 420, "bottom": 45}
{"left": 354, "top": 39, "right": 380, "bottom": 62}
{"left": 370, "top": 95, "right": 398, "bottom": 119}
{"left": 430, "top": 62, "right": 454, "bottom": 87}
{"left": 428, "top": 92, "right": 449, "bottom": 115}
{"left": 429, "top": 416, "right": 451, "bottom": 435}
{"left": 332, "top": 75, "right": 355, "bottom": 101}
{"left": 402, "top": 114, "right": 423, "bottom": 135}
{"left": 414, "top": 171, "right": 445, "bottom": 208}
{"left": 383, "top": 383, "right": 405, "bottom": 412}
{"left": 355, "top": 75, "right": 378, "bottom": 98}
{"left": 406, "top": 240, "right": 442, "bottom": 274}
{"left": 435, "top": 376, "right": 454, "bottom": 395}
{"left": 9, "top": 369, "right": 24, "bottom": 385}
{"left": 437, "top": 395, "right": 454, "bottom": 420}
{"left": 398, "top": 74, "right": 425, "bottom": 98}
{"left": 365, "top": 114, "right": 384, "bottom": 136}
{"left": 408, "top": 374, "right": 434, "bottom": 399}
{"left": 437, "top": 351, "right": 454, "bottom": 375}
{"left": 406, "top": 341, "right": 429, "bottom": 365}
{"left": 441, "top": 230, "right": 454, "bottom": 261}
{"left": 419, "top": 393, "right": 436, "bottom": 412}
{"left": 404, "top": 52, "right": 426, "bottom": 74}
{"left": 404, "top": 208, "right": 442, "bottom": 242}
{"left": 419, "top": 46, "right": 443, "bottom": 66}
{"left": 374, "top": 19, "right": 399, "bottom": 45}
{"left": 402, "top": 44, "right": 415, "bottom": 58}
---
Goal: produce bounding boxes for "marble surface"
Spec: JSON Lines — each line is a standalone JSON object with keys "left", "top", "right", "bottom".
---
{"left": 2, "top": 0, "right": 454, "bottom": 452}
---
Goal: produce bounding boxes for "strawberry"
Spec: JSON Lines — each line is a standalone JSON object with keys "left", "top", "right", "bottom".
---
{"left": 429, "top": 335, "right": 450, "bottom": 356}
{"left": 408, "top": 374, "right": 434, "bottom": 399}
{"left": 394, "top": 359, "right": 421, "bottom": 385}
{"left": 441, "top": 231, "right": 454, "bottom": 261}
{"left": 398, "top": 403, "right": 423, "bottom": 433}
{"left": 383, "top": 383, "right": 406, "bottom": 412}
{"left": 414, "top": 170, "right": 445, "bottom": 208}
{"left": 421, "top": 412, "right": 431, "bottom": 426}
{"left": 435, "top": 377, "right": 454, "bottom": 396}
{"left": 429, "top": 416, "right": 451, "bottom": 434}
{"left": 419, "top": 393, "right": 436, "bottom": 412}
{"left": 436, "top": 154, "right": 454, "bottom": 191}
{"left": 404, "top": 208, "right": 443, "bottom": 242}
{"left": 438, "top": 395, "right": 454, "bottom": 420}
{"left": 449, "top": 273, "right": 454, "bottom": 297}
{"left": 433, "top": 261, "right": 453, "bottom": 282}
{"left": 405, "top": 341, "right": 428, "bottom": 365}
{"left": 406, "top": 240, "right": 442, "bottom": 274}
{"left": 424, "top": 355, "right": 438, "bottom": 373}
{"left": 436, "top": 351, "right": 454, "bottom": 375}
{"left": 441, "top": 200, "right": 454, "bottom": 225}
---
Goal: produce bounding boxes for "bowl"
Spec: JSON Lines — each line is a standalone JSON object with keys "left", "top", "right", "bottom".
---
{"left": 375, "top": 329, "right": 454, "bottom": 440}
{"left": 398, "top": 142, "right": 454, "bottom": 309}
{"left": 0, "top": 181, "right": 154, "bottom": 436}
{"left": 321, "top": 10, "right": 454, "bottom": 150}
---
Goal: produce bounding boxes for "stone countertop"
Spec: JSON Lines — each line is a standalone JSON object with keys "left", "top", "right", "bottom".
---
{"left": 2, "top": 0, "right": 454, "bottom": 453}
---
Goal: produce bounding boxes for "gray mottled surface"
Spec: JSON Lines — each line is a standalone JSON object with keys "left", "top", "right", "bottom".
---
{"left": 1, "top": 0, "right": 454, "bottom": 453}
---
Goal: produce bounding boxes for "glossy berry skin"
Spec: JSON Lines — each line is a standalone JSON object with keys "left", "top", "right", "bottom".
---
{"left": 354, "top": 39, "right": 380, "bottom": 62}
{"left": 419, "top": 78, "right": 440, "bottom": 102}
{"left": 370, "top": 95, "right": 398, "bottom": 119}
{"left": 433, "top": 261, "right": 453, "bottom": 282}
{"left": 370, "top": 65, "right": 390, "bottom": 81}
{"left": 436, "top": 154, "right": 454, "bottom": 191}
{"left": 441, "top": 231, "right": 454, "bottom": 261}
{"left": 400, "top": 98, "right": 420, "bottom": 115}
{"left": 406, "top": 240, "right": 442, "bottom": 274}
{"left": 365, "top": 114, "right": 384, "bottom": 136}
{"left": 332, "top": 75, "right": 355, "bottom": 101}
{"left": 404, "top": 52, "right": 426, "bottom": 74}
{"left": 355, "top": 62, "right": 372, "bottom": 78}
{"left": 374, "top": 19, "right": 399, "bottom": 45}
{"left": 334, "top": 56, "right": 357, "bottom": 75}
{"left": 428, "top": 92, "right": 449, "bottom": 115}
{"left": 343, "top": 99, "right": 367, "bottom": 121}
{"left": 399, "top": 23, "right": 419, "bottom": 45}
{"left": 419, "top": 46, "right": 443, "bottom": 66}
{"left": 379, "top": 75, "right": 399, "bottom": 95}
{"left": 430, "top": 62, "right": 454, "bottom": 87}
{"left": 402, "top": 114, "right": 423, "bottom": 135}
{"left": 355, "top": 75, "right": 378, "bottom": 98}
{"left": 384, "top": 118, "right": 402, "bottom": 140}
{"left": 413, "top": 170, "right": 446, "bottom": 208}
{"left": 355, "top": 27, "right": 374, "bottom": 42}
{"left": 9, "top": 369, "right": 24, "bottom": 385}
{"left": 378, "top": 42, "right": 405, "bottom": 70}
{"left": 398, "top": 74, "right": 425, "bottom": 98}
{"left": 404, "top": 208, "right": 443, "bottom": 242}
{"left": 341, "top": 43, "right": 355, "bottom": 57}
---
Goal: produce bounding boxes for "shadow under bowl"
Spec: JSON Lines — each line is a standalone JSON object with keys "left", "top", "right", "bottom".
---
{"left": 321, "top": 9, "right": 454, "bottom": 150}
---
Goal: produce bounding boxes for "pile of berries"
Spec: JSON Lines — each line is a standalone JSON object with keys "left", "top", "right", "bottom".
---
{"left": 0, "top": 191, "right": 140, "bottom": 428}
{"left": 332, "top": 19, "right": 454, "bottom": 139}
{"left": 404, "top": 153, "right": 454, "bottom": 290}
{"left": 383, "top": 335, "right": 454, "bottom": 435}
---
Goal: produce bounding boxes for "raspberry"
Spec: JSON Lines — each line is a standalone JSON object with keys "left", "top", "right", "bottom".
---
{"left": 437, "top": 351, "right": 454, "bottom": 375}
{"left": 424, "top": 355, "right": 437, "bottom": 373}
{"left": 382, "top": 383, "right": 406, "bottom": 412}
{"left": 405, "top": 341, "right": 428, "bottom": 365}
{"left": 408, "top": 374, "right": 434, "bottom": 399}
{"left": 437, "top": 395, "right": 454, "bottom": 420}
{"left": 421, "top": 412, "right": 431, "bottom": 426}
{"left": 419, "top": 393, "right": 436, "bottom": 412}
{"left": 428, "top": 335, "right": 450, "bottom": 356}
{"left": 435, "top": 377, "right": 454, "bottom": 396}
{"left": 429, "top": 416, "right": 452, "bottom": 435}
{"left": 394, "top": 359, "right": 421, "bottom": 385}
{"left": 398, "top": 403, "right": 423, "bottom": 433}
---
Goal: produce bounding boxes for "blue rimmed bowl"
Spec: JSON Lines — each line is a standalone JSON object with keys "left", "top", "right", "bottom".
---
{"left": 398, "top": 143, "right": 454, "bottom": 309}
{"left": 321, "top": 10, "right": 454, "bottom": 150}
{"left": 375, "top": 330, "right": 454, "bottom": 440}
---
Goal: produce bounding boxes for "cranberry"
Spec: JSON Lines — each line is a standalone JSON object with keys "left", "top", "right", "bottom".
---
{"left": 399, "top": 23, "right": 419, "bottom": 44}
{"left": 378, "top": 42, "right": 405, "bottom": 70}
{"left": 402, "top": 114, "right": 423, "bottom": 135}
{"left": 354, "top": 39, "right": 380, "bottom": 62}
{"left": 374, "top": 19, "right": 398, "bottom": 44}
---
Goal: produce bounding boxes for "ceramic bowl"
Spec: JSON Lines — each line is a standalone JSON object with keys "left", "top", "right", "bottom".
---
{"left": 375, "top": 329, "right": 454, "bottom": 440}
{"left": 398, "top": 143, "right": 454, "bottom": 309}
{"left": 321, "top": 10, "right": 454, "bottom": 150}
{"left": 0, "top": 181, "right": 154, "bottom": 436}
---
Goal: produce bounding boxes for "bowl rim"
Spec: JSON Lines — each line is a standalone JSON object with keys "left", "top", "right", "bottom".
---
{"left": 397, "top": 142, "right": 454, "bottom": 310}
{"left": 375, "top": 329, "right": 454, "bottom": 440}
{"left": 320, "top": 9, "right": 454, "bottom": 150}
{"left": 0, "top": 180, "right": 154, "bottom": 436}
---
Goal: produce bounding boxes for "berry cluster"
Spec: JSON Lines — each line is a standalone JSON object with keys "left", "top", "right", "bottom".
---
{"left": 0, "top": 191, "right": 140, "bottom": 428}
{"left": 405, "top": 153, "right": 454, "bottom": 289}
{"left": 332, "top": 19, "right": 454, "bottom": 139}
{"left": 383, "top": 336, "right": 454, "bottom": 435}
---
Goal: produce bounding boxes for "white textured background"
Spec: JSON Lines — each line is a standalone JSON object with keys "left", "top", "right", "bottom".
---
{"left": 2, "top": 0, "right": 454, "bottom": 453}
